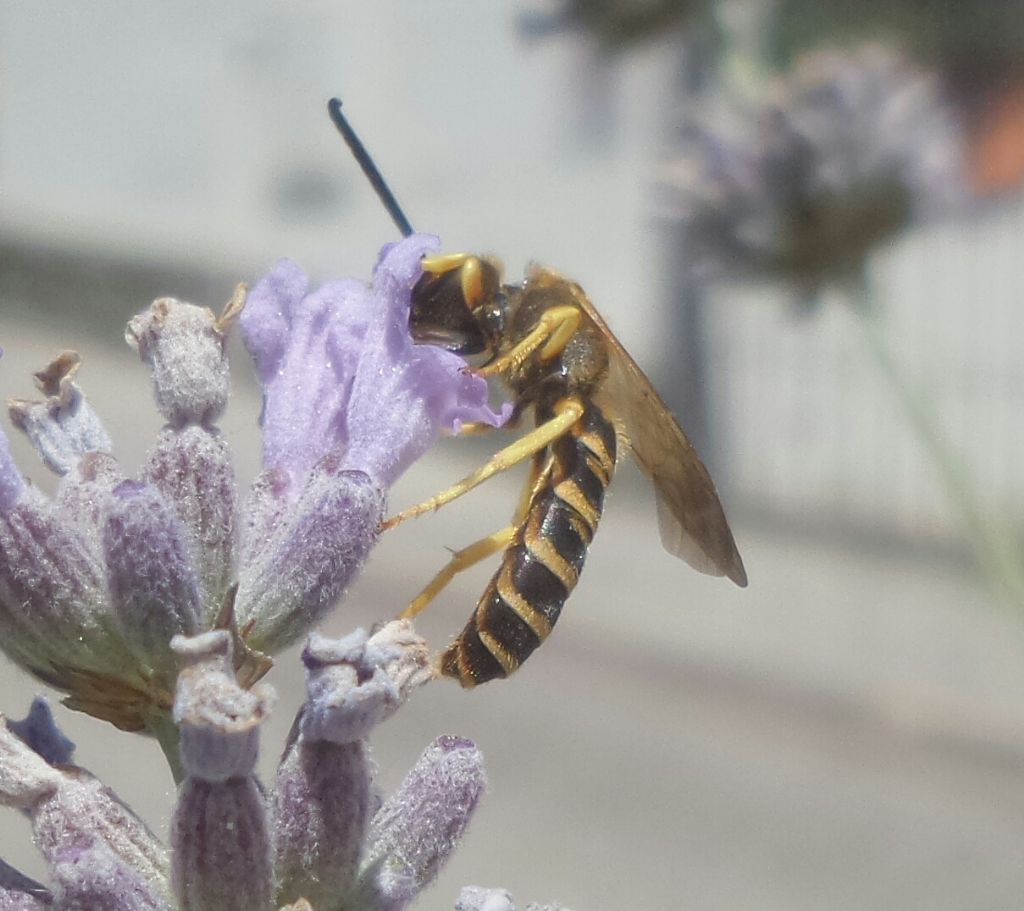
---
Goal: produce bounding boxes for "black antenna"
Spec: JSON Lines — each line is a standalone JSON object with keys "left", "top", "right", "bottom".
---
{"left": 327, "top": 98, "right": 414, "bottom": 238}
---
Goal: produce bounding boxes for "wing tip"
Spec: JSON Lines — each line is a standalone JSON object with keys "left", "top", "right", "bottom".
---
{"left": 727, "top": 556, "right": 748, "bottom": 588}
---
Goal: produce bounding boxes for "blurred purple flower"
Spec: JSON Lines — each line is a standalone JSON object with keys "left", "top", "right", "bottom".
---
{"left": 659, "top": 43, "right": 970, "bottom": 296}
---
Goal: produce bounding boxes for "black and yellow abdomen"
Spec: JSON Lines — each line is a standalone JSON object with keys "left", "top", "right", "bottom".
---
{"left": 440, "top": 401, "right": 618, "bottom": 686}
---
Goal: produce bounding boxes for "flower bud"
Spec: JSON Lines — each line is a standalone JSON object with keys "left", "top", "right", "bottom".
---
{"left": 236, "top": 462, "right": 384, "bottom": 654}
{"left": 51, "top": 842, "right": 172, "bottom": 911}
{"left": 126, "top": 299, "right": 230, "bottom": 427}
{"left": 359, "top": 736, "right": 487, "bottom": 911}
{"left": 7, "top": 351, "right": 112, "bottom": 476}
{"left": 170, "top": 632, "right": 273, "bottom": 911}
{"left": 272, "top": 623, "right": 430, "bottom": 908}
{"left": 105, "top": 481, "right": 202, "bottom": 678}
{"left": 143, "top": 426, "right": 236, "bottom": 621}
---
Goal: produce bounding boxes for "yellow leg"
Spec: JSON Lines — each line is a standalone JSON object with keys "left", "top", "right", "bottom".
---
{"left": 475, "top": 305, "right": 581, "bottom": 377}
{"left": 400, "top": 451, "right": 552, "bottom": 619}
{"left": 421, "top": 252, "right": 471, "bottom": 275}
{"left": 452, "top": 421, "right": 500, "bottom": 436}
{"left": 401, "top": 525, "right": 516, "bottom": 619}
{"left": 382, "top": 397, "right": 583, "bottom": 530}
{"left": 420, "top": 253, "right": 487, "bottom": 307}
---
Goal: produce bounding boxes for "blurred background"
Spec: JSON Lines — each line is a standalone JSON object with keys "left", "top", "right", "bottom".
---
{"left": 3, "top": 2, "right": 1024, "bottom": 908}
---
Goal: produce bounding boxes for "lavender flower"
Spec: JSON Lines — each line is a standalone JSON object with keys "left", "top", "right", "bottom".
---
{"left": 0, "top": 622, "right": 487, "bottom": 911}
{"left": 0, "top": 235, "right": 505, "bottom": 734}
{"left": 658, "top": 43, "right": 970, "bottom": 295}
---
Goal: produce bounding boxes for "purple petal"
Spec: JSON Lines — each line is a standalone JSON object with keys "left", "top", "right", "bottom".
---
{"left": 241, "top": 258, "right": 369, "bottom": 480}
{"left": 7, "top": 698, "right": 75, "bottom": 766}
{"left": 242, "top": 237, "right": 508, "bottom": 488}
{"left": 0, "top": 717, "right": 63, "bottom": 808}
{"left": 341, "top": 235, "right": 508, "bottom": 487}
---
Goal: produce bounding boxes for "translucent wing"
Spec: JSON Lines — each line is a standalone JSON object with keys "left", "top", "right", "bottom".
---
{"left": 568, "top": 279, "right": 747, "bottom": 587}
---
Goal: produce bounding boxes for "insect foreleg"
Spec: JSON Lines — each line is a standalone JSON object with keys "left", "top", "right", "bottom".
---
{"left": 381, "top": 397, "right": 584, "bottom": 529}
{"left": 475, "top": 305, "right": 581, "bottom": 377}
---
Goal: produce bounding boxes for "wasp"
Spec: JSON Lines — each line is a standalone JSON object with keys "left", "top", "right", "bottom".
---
{"left": 329, "top": 99, "right": 747, "bottom": 687}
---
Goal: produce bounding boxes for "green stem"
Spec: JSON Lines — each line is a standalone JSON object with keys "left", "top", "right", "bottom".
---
{"left": 852, "top": 279, "right": 1024, "bottom": 608}
{"left": 149, "top": 713, "right": 185, "bottom": 786}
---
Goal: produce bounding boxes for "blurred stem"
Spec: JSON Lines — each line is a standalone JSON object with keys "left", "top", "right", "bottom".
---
{"left": 713, "top": 0, "right": 777, "bottom": 99}
{"left": 852, "top": 274, "right": 1024, "bottom": 608}
{"left": 149, "top": 714, "right": 185, "bottom": 785}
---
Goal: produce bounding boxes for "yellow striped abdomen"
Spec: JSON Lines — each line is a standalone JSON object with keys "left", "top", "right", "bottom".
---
{"left": 440, "top": 402, "right": 617, "bottom": 686}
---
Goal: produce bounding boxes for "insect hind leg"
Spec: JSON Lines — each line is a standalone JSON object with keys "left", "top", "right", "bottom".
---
{"left": 401, "top": 525, "right": 516, "bottom": 620}
{"left": 401, "top": 451, "right": 552, "bottom": 620}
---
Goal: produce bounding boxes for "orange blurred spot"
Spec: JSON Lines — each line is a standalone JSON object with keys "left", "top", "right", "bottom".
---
{"left": 967, "top": 81, "right": 1024, "bottom": 196}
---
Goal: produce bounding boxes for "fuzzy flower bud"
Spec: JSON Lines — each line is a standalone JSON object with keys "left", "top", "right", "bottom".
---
{"left": 126, "top": 298, "right": 231, "bottom": 427}
{"left": 273, "top": 622, "right": 432, "bottom": 908}
{"left": 170, "top": 632, "right": 273, "bottom": 911}
{"left": 172, "top": 632, "right": 271, "bottom": 782}
{"left": 236, "top": 460, "right": 384, "bottom": 654}
{"left": 51, "top": 842, "right": 172, "bottom": 911}
{"left": 358, "top": 735, "right": 487, "bottom": 911}
{"left": 7, "top": 351, "right": 112, "bottom": 477}
{"left": 0, "top": 716, "right": 168, "bottom": 895}
{"left": 106, "top": 482, "right": 202, "bottom": 678}
{"left": 143, "top": 426, "right": 237, "bottom": 622}
{"left": 0, "top": 236, "right": 506, "bottom": 735}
